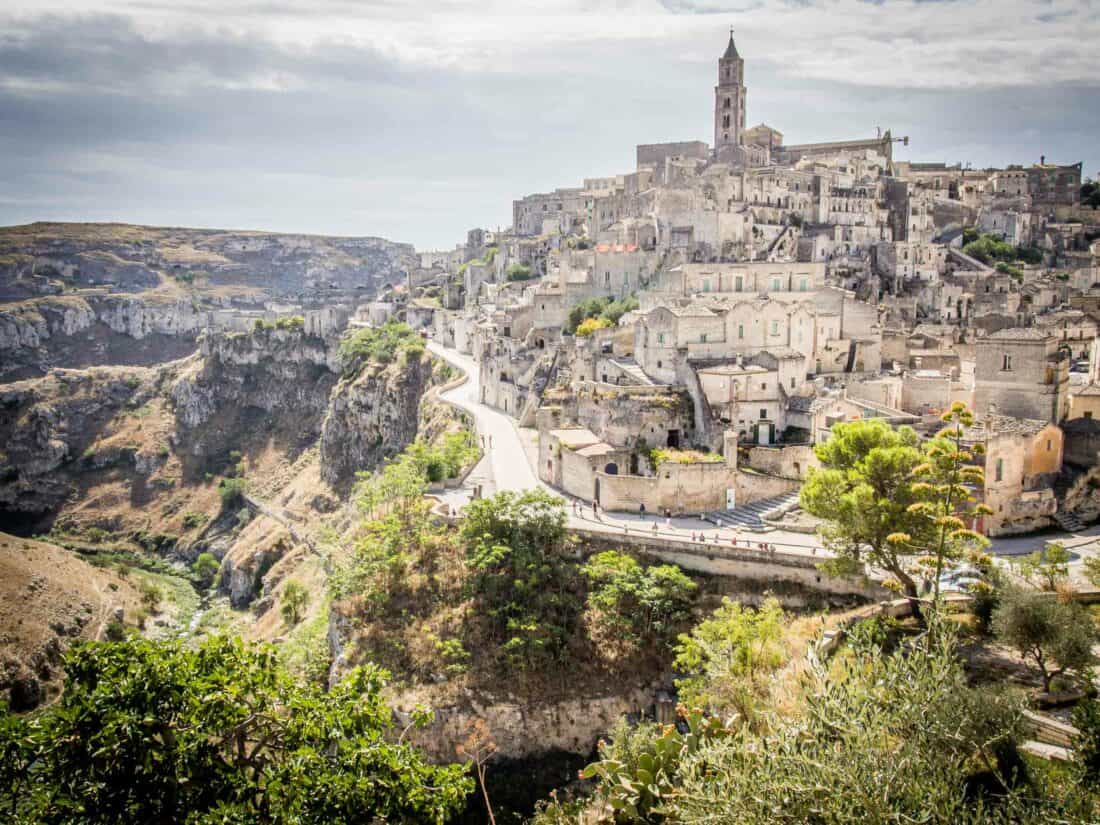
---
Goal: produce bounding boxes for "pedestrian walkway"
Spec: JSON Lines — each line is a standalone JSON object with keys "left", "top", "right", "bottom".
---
{"left": 704, "top": 491, "right": 801, "bottom": 531}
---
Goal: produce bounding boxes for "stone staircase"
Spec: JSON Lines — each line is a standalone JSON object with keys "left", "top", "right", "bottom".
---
{"left": 1053, "top": 510, "right": 1085, "bottom": 533}
{"left": 704, "top": 490, "right": 802, "bottom": 531}
{"left": 611, "top": 358, "right": 654, "bottom": 386}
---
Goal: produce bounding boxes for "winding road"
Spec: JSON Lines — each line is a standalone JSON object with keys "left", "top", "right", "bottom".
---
{"left": 425, "top": 338, "right": 1100, "bottom": 576}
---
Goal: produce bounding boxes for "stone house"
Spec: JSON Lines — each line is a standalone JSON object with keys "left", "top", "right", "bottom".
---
{"left": 973, "top": 328, "right": 1070, "bottom": 422}
{"left": 1069, "top": 382, "right": 1100, "bottom": 421}
{"left": 954, "top": 415, "right": 1063, "bottom": 536}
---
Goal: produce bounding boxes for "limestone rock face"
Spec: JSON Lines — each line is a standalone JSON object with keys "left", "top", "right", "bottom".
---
{"left": 0, "top": 367, "right": 153, "bottom": 523}
{"left": 170, "top": 328, "right": 339, "bottom": 463}
{"left": 319, "top": 353, "right": 434, "bottom": 490}
{"left": 0, "top": 295, "right": 202, "bottom": 381}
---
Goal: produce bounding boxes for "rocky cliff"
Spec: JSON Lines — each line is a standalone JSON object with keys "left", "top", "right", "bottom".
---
{"left": 319, "top": 353, "right": 437, "bottom": 490}
{"left": 169, "top": 326, "right": 338, "bottom": 474}
{"left": 0, "top": 293, "right": 204, "bottom": 381}
{"left": 0, "top": 365, "right": 160, "bottom": 531}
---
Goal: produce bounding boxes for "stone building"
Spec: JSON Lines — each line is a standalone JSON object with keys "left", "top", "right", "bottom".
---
{"left": 713, "top": 31, "right": 746, "bottom": 158}
{"left": 952, "top": 415, "right": 1064, "bottom": 536}
{"left": 973, "top": 328, "right": 1070, "bottom": 422}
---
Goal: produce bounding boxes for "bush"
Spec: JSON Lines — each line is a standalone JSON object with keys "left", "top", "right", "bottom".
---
{"left": 582, "top": 551, "right": 696, "bottom": 647}
{"left": 338, "top": 322, "right": 424, "bottom": 374}
{"left": 218, "top": 477, "right": 247, "bottom": 508}
{"left": 0, "top": 637, "right": 471, "bottom": 822}
{"left": 182, "top": 511, "right": 209, "bottom": 531}
{"left": 192, "top": 552, "right": 220, "bottom": 588}
{"left": 281, "top": 580, "right": 310, "bottom": 626}
{"left": 505, "top": 263, "right": 534, "bottom": 282}
{"left": 275, "top": 315, "right": 305, "bottom": 331}
{"left": 1072, "top": 697, "right": 1100, "bottom": 784}
{"left": 575, "top": 316, "right": 611, "bottom": 337}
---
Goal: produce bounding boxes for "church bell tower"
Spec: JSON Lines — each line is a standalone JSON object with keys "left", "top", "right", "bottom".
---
{"left": 714, "top": 29, "right": 746, "bottom": 153}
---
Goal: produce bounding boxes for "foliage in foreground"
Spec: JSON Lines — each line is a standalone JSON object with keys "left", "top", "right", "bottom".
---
{"left": 0, "top": 636, "right": 471, "bottom": 824}
{"left": 535, "top": 619, "right": 1095, "bottom": 824}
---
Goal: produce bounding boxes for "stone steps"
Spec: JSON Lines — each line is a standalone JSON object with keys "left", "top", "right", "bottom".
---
{"left": 704, "top": 490, "right": 801, "bottom": 531}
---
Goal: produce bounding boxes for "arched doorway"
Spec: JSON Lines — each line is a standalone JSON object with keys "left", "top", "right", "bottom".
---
{"left": 604, "top": 462, "right": 619, "bottom": 475}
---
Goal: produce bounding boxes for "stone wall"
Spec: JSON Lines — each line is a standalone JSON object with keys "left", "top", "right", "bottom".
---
{"left": 744, "top": 445, "right": 817, "bottom": 479}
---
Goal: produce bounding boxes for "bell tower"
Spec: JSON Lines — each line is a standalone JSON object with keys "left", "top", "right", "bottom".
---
{"left": 714, "top": 29, "right": 746, "bottom": 153}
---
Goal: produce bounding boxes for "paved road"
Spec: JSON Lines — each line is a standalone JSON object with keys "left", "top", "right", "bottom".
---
{"left": 429, "top": 342, "right": 539, "bottom": 493}
{"left": 426, "top": 339, "right": 1100, "bottom": 573}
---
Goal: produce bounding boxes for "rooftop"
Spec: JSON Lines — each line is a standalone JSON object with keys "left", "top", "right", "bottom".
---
{"left": 985, "top": 327, "right": 1052, "bottom": 341}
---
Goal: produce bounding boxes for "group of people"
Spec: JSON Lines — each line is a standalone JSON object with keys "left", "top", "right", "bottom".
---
{"left": 569, "top": 497, "right": 791, "bottom": 553}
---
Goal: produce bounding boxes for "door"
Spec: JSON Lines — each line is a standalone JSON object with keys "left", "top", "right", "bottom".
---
{"left": 726, "top": 488, "right": 737, "bottom": 510}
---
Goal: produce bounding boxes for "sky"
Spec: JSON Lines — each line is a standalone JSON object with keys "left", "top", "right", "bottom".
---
{"left": 0, "top": 1, "right": 1097, "bottom": 251}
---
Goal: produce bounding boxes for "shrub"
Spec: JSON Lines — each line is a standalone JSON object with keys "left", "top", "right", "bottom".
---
{"left": 182, "top": 511, "right": 209, "bottom": 531}
{"left": 582, "top": 551, "right": 696, "bottom": 647}
{"left": 1072, "top": 697, "right": 1100, "bottom": 784}
{"left": 281, "top": 580, "right": 310, "bottom": 626}
{"left": 338, "top": 322, "right": 424, "bottom": 374}
{"left": 275, "top": 315, "right": 305, "bottom": 331}
{"left": 0, "top": 637, "right": 471, "bottom": 822}
{"left": 575, "top": 316, "right": 611, "bottom": 337}
{"left": 192, "top": 552, "right": 220, "bottom": 588}
{"left": 218, "top": 477, "right": 247, "bottom": 508}
{"left": 505, "top": 263, "right": 534, "bottom": 282}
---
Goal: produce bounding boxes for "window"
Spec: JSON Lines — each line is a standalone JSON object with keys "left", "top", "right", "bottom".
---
{"left": 995, "top": 458, "right": 1003, "bottom": 482}
{"left": 760, "top": 409, "right": 768, "bottom": 419}
{"left": 1047, "top": 439, "right": 1052, "bottom": 451}
{"left": 771, "top": 320, "right": 779, "bottom": 335}
{"left": 771, "top": 277, "right": 781, "bottom": 291}
{"left": 735, "top": 275, "right": 743, "bottom": 291}
{"left": 703, "top": 278, "right": 711, "bottom": 292}
{"left": 799, "top": 277, "right": 808, "bottom": 292}
{"left": 760, "top": 382, "right": 766, "bottom": 390}
{"left": 738, "top": 324, "right": 744, "bottom": 339}
{"left": 700, "top": 333, "right": 708, "bottom": 343}
{"left": 724, "top": 96, "right": 731, "bottom": 108}
{"left": 657, "top": 332, "right": 665, "bottom": 344}
{"left": 790, "top": 377, "right": 796, "bottom": 389}
{"left": 1002, "top": 354, "right": 1012, "bottom": 371}
{"left": 604, "top": 271, "right": 610, "bottom": 284}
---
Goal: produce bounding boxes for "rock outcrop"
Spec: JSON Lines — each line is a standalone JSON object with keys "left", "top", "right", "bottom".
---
{"left": 0, "top": 366, "right": 156, "bottom": 529}
{"left": 319, "top": 353, "right": 436, "bottom": 489}
{"left": 0, "top": 294, "right": 203, "bottom": 381}
{"left": 170, "top": 327, "right": 338, "bottom": 470}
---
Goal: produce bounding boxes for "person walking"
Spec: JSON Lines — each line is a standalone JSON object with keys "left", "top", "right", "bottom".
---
{"left": 639, "top": 502, "right": 646, "bottom": 520}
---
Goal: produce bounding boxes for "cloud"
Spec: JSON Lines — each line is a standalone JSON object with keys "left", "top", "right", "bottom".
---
{"left": 0, "top": 1, "right": 1096, "bottom": 247}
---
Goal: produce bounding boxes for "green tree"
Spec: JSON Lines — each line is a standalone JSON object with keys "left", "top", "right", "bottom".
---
{"left": 0, "top": 637, "right": 471, "bottom": 823}
{"left": 338, "top": 322, "right": 424, "bottom": 375}
{"left": 992, "top": 586, "right": 1099, "bottom": 692}
{"left": 191, "top": 552, "right": 220, "bottom": 588}
{"left": 218, "top": 476, "right": 247, "bottom": 508}
{"left": 505, "top": 263, "right": 533, "bottom": 281}
{"left": 461, "top": 490, "right": 578, "bottom": 669}
{"left": 672, "top": 596, "right": 786, "bottom": 719}
{"left": 887, "top": 403, "right": 992, "bottom": 603}
{"left": 1016, "top": 542, "right": 1071, "bottom": 591}
{"left": 801, "top": 417, "right": 927, "bottom": 602}
{"left": 582, "top": 551, "right": 697, "bottom": 647}
{"left": 281, "top": 580, "right": 310, "bottom": 626}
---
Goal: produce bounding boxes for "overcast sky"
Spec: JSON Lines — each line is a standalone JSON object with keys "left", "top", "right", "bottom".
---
{"left": 0, "top": 1, "right": 1097, "bottom": 250}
